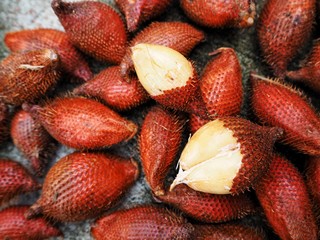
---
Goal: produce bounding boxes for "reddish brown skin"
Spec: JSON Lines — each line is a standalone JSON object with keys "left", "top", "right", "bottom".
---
{"left": 218, "top": 117, "right": 283, "bottom": 194}
{"left": 191, "top": 222, "right": 267, "bottom": 240}
{"left": 0, "top": 206, "right": 62, "bottom": 240}
{"left": 200, "top": 48, "right": 243, "bottom": 119}
{"left": 0, "top": 102, "right": 9, "bottom": 143}
{"left": 139, "top": 105, "right": 185, "bottom": 195}
{"left": 188, "top": 113, "right": 210, "bottom": 134}
{"left": 120, "top": 21, "right": 205, "bottom": 78}
{"left": 0, "top": 159, "right": 40, "bottom": 204}
{"left": 91, "top": 205, "right": 194, "bottom": 240}
{"left": 10, "top": 109, "right": 54, "bottom": 177}
{"left": 26, "top": 152, "right": 139, "bottom": 222}
{"left": 115, "top": 0, "right": 172, "bottom": 32}
{"left": 4, "top": 28, "right": 92, "bottom": 82}
{"left": 180, "top": 0, "right": 256, "bottom": 28}
{"left": 153, "top": 69, "right": 199, "bottom": 112}
{"left": 156, "top": 184, "right": 256, "bottom": 223}
{"left": 251, "top": 74, "right": 320, "bottom": 155}
{"left": 286, "top": 39, "right": 320, "bottom": 93}
{"left": 24, "top": 97, "right": 138, "bottom": 149}
{"left": 306, "top": 156, "right": 320, "bottom": 211}
{"left": 51, "top": 0, "right": 127, "bottom": 64}
{"left": 0, "top": 49, "right": 60, "bottom": 106}
{"left": 255, "top": 155, "right": 318, "bottom": 240}
{"left": 258, "top": 0, "right": 316, "bottom": 78}
{"left": 73, "top": 66, "right": 149, "bottom": 111}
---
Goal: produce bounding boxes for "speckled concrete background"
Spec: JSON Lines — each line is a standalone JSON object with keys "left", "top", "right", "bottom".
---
{"left": 0, "top": 0, "right": 319, "bottom": 239}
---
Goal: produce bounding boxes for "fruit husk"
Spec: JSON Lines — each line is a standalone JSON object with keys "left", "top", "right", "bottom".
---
{"left": 258, "top": 0, "right": 316, "bottom": 78}
{"left": 0, "top": 102, "right": 9, "bottom": 143}
{"left": 0, "top": 158, "right": 41, "bottom": 204}
{"left": 180, "top": 0, "right": 256, "bottom": 28}
{"left": 4, "top": 28, "right": 92, "bottom": 82}
{"left": 10, "top": 109, "right": 55, "bottom": 177}
{"left": 73, "top": 66, "right": 149, "bottom": 111}
{"left": 91, "top": 205, "right": 194, "bottom": 240}
{"left": 156, "top": 184, "right": 256, "bottom": 223}
{"left": 0, "top": 49, "right": 60, "bottom": 106}
{"left": 25, "top": 152, "right": 139, "bottom": 222}
{"left": 115, "top": 0, "right": 173, "bottom": 32}
{"left": 251, "top": 73, "right": 320, "bottom": 156}
{"left": 0, "top": 206, "right": 62, "bottom": 239}
{"left": 23, "top": 97, "right": 138, "bottom": 149}
{"left": 51, "top": 0, "right": 127, "bottom": 64}
{"left": 139, "top": 105, "right": 185, "bottom": 196}
{"left": 255, "top": 155, "right": 318, "bottom": 240}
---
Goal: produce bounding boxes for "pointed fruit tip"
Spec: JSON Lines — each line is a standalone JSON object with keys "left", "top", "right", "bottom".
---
{"left": 24, "top": 202, "right": 43, "bottom": 219}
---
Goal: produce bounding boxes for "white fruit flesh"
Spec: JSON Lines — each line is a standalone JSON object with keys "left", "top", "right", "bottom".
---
{"left": 170, "top": 119, "right": 243, "bottom": 194}
{"left": 131, "top": 43, "right": 193, "bottom": 96}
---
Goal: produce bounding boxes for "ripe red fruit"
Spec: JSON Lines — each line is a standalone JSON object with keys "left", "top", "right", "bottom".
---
{"left": 258, "top": 0, "right": 316, "bottom": 78}
{"left": 73, "top": 66, "right": 149, "bottom": 111}
{"left": 191, "top": 222, "right": 267, "bottom": 240}
{"left": 10, "top": 109, "right": 54, "bottom": 176}
{"left": 255, "top": 155, "right": 318, "bottom": 240}
{"left": 0, "top": 102, "right": 9, "bottom": 143}
{"left": 115, "top": 0, "right": 172, "bottom": 32}
{"left": 180, "top": 0, "right": 256, "bottom": 28}
{"left": 140, "top": 105, "right": 185, "bottom": 196}
{"left": 51, "top": 0, "right": 127, "bottom": 64}
{"left": 23, "top": 97, "right": 138, "bottom": 149}
{"left": 251, "top": 73, "right": 320, "bottom": 156}
{"left": 120, "top": 21, "right": 205, "bottom": 78}
{"left": 26, "top": 152, "right": 139, "bottom": 222}
{"left": 200, "top": 48, "right": 243, "bottom": 119}
{"left": 91, "top": 205, "right": 194, "bottom": 240}
{"left": 156, "top": 184, "right": 256, "bottom": 223}
{"left": 4, "top": 28, "right": 92, "bottom": 82}
{"left": 0, "top": 159, "right": 40, "bottom": 204}
{"left": 131, "top": 43, "right": 199, "bottom": 112}
{"left": 286, "top": 39, "right": 320, "bottom": 93}
{"left": 171, "top": 117, "right": 283, "bottom": 195}
{"left": 0, "top": 206, "right": 62, "bottom": 239}
{"left": 188, "top": 113, "right": 210, "bottom": 134}
{"left": 0, "top": 49, "right": 60, "bottom": 106}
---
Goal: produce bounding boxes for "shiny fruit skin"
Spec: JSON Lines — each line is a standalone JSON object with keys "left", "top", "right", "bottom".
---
{"left": 52, "top": 0, "right": 127, "bottom": 64}
{"left": 26, "top": 152, "right": 139, "bottom": 222}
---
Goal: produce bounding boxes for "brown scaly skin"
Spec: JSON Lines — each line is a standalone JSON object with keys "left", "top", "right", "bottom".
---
{"left": 251, "top": 73, "right": 320, "bottom": 156}
{"left": 91, "top": 205, "right": 194, "bottom": 240}
{"left": 155, "top": 184, "right": 256, "bottom": 223}
{"left": 191, "top": 222, "right": 267, "bottom": 240}
{"left": 0, "top": 159, "right": 41, "bottom": 204}
{"left": 26, "top": 152, "right": 139, "bottom": 222}
{"left": 73, "top": 66, "right": 149, "bottom": 111}
{"left": 10, "top": 109, "right": 54, "bottom": 177}
{"left": 200, "top": 48, "right": 243, "bottom": 119}
{"left": 0, "top": 49, "right": 60, "bottom": 106}
{"left": 180, "top": 0, "right": 256, "bottom": 28}
{"left": 220, "top": 117, "right": 283, "bottom": 194}
{"left": 140, "top": 105, "right": 185, "bottom": 196}
{"left": 255, "top": 155, "right": 318, "bottom": 240}
{"left": 23, "top": 97, "right": 138, "bottom": 150}
{"left": 0, "top": 206, "right": 62, "bottom": 240}
{"left": 258, "top": 0, "right": 316, "bottom": 78}
{"left": 120, "top": 21, "right": 205, "bottom": 78}
{"left": 52, "top": 0, "right": 127, "bottom": 64}
{"left": 4, "top": 28, "right": 92, "bottom": 82}
{"left": 188, "top": 113, "right": 210, "bottom": 134}
{"left": 115, "top": 0, "right": 173, "bottom": 32}
{"left": 0, "top": 102, "right": 9, "bottom": 143}
{"left": 286, "top": 39, "right": 320, "bottom": 93}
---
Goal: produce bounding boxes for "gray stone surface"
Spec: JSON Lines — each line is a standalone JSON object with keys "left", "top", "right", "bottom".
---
{"left": 0, "top": 0, "right": 318, "bottom": 239}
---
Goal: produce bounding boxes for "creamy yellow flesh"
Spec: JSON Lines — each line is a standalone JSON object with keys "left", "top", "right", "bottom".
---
{"left": 170, "top": 119, "right": 243, "bottom": 194}
{"left": 131, "top": 43, "right": 193, "bottom": 96}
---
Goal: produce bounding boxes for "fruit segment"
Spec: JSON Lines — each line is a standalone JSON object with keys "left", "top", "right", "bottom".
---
{"left": 131, "top": 43, "right": 198, "bottom": 111}
{"left": 171, "top": 117, "right": 282, "bottom": 194}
